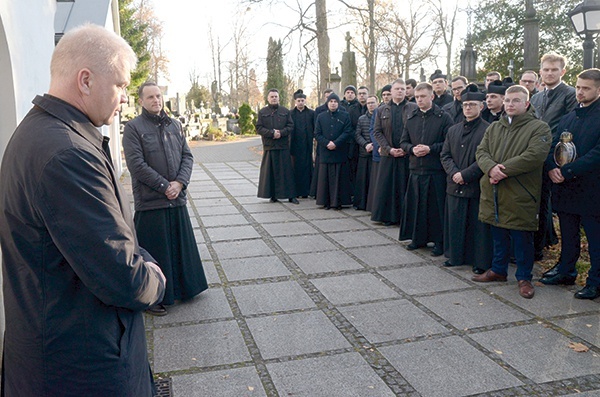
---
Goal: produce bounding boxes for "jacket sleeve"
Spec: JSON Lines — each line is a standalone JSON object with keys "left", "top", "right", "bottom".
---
{"left": 279, "top": 110, "right": 294, "bottom": 137}
{"left": 122, "top": 122, "right": 170, "bottom": 194}
{"left": 176, "top": 121, "right": 194, "bottom": 189}
{"left": 429, "top": 114, "right": 452, "bottom": 154}
{"left": 355, "top": 117, "right": 369, "bottom": 148}
{"left": 400, "top": 121, "right": 415, "bottom": 154}
{"left": 502, "top": 123, "right": 552, "bottom": 177}
{"left": 476, "top": 128, "right": 496, "bottom": 175}
{"left": 314, "top": 114, "right": 329, "bottom": 147}
{"left": 561, "top": 134, "right": 600, "bottom": 180}
{"left": 36, "top": 148, "right": 165, "bottom": 311}
{"left": 440, "top": 134, "right": 460, "bottom": 176}
{"left": 373, "top": 109, "right": 391, "bottom": 156}
{"left": 333, "top": 115, "right": 353, "bottom": 147}
{"left": 256, "top": 110, "right": 274, "bottom": 138}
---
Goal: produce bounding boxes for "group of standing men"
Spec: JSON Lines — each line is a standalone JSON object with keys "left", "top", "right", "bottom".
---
{"left": 256, "top": 53, "right": 600, "bottom": 302}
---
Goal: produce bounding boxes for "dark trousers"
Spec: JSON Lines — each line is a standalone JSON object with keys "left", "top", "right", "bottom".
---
{"left": 491, "top": 226, "right": 534, "bottom": 281}
{"left": 557, "top": 212, "right": 600, "bottom": 286}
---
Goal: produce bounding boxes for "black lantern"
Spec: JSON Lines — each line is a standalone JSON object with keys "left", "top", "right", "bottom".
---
{"left": 569, "top": 0, "right": 600, "bottom": 68}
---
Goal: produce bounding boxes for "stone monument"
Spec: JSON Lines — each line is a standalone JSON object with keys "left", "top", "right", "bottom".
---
{"left": 459, "top": 4, "right": 477, "bottom": 83}
{"left": 340, "top": 32, "right": 357, "bottom": 90}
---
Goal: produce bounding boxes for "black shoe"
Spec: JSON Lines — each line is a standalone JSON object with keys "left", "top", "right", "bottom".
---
{"left": 472, "top": 267, "right": 486, "bottom": 275}
{"left": 289, "top": 198, "right": 299, "bottom": 204}
{"left": 443, "top": 260, "right": 456, "bottom": 267}
{"left": 534, "top": 251, "right": 544, "bottom": 261}
{"left": 324, "top": 205, "right": 330, "bottom": 210}
{"left": 270, "top": 197, "right": 278, "bottom": 203}
{"left": 542, "top": 263, "right": 560, "bottom": 278}
{"left": 431, "top": 245, "right": 443, "bottom": 257}
{"left": 383, "top": 221, "right": 393, "bottom": 226}
{"left": 575, "top": 285, "right": 600, "bottom": 300}
{"left": 146, "top": 304, "right": 167, "bottom": 316}
{"left": 539, "top": 273, "right": 576, "bottom": 285}
{"left": 301, "top": 196, "right": 308, "bottom": 198}
{"left": 406, "top": 243, "right": 419, "bottom": 251}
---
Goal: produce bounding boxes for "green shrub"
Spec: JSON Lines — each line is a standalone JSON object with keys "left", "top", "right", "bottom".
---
{"left": 238, "top": 103, "right": 257, "bottom": 135}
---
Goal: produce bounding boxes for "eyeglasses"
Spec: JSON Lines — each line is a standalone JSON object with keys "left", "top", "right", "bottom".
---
{"left": 503, "top": 98, "right": 525, "bottom": 105}
{"left": 520, "top": 80, "right": 536, "bottom": 84}
{"left": 462, "top": 103, "right": 480, "bottom": 108}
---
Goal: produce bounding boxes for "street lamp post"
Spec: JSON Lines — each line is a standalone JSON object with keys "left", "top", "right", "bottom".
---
{"left": 568, "top": 0, "right": 600, "bottom": 69}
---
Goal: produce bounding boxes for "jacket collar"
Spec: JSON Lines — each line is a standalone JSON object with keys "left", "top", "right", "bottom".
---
{"left": 575, "top": 96, "right": 600, "bottom": 117}
{"left": 142, "top": 107, "right": 172, "bottom": 126}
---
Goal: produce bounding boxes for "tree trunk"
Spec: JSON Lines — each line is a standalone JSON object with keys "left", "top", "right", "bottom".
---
{"left": 368, "top": 0, "right": 375, "bottom": 91}
{"left": 315, "top": 0, "right": 330, "bottom": 94}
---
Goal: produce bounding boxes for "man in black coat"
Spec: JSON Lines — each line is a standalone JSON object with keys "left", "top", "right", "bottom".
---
{"left": 540, "top": 68, "right": 600, "bottom": 300}
{"left": 481, "top": 80, "right": 506, "bottom": 123}
{"left": 341, "top": 85, "right": 363, "bottom": 192}
{"left": 353, "top": 94, "right": 378, "bottom": 210}
{"left": 430, "top": 70, "right": 453, "bottom": 108}
{"left": 256, "top": 89, "right": 298, "bottom": 204}
{"left": 400, "top": 82, "right": 453, "bottom": 256}
{"left": 0, "top": 25, "right": 165, "bottom": 396}
{"left": 440, "top": 84, "right": 492, "bottom": 274}
{"left": 442, "top": 76, "right": 468, "bottom": 125}
{"left": 372, "top": 79, "right": 418, "bottom": 225}
{"left": 290, "top": 89, "right": 315, "bottom": 198}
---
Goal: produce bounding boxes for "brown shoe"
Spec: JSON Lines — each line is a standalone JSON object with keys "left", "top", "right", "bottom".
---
{"left": 471, "top": 269, "right": 507, "bottom": 282}
{"left": 518, "top": 280, "right": 535, "bottom": 299}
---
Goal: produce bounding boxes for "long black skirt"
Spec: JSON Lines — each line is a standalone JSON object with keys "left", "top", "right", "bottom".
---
{"left": 370, "top": 156, "right": 409, "bottom": 224}
{"left": 366, "top": 160, "right": 380, "bottom": 212}
{"left": 309, "top": 149, "right": 320, "bottom": 197}
{"left": 258, "top": 149, "right": 296, "bottom": 199}
{"left": 443, "top": 195, "right": 492, "bottom": 269}
{"left": 135, "top": 206, "right": 208, "bottom": 305}
{"left": 315, "top": 162, "right": 352, "bottom": 208}
{"left": 353, "top": 156, "right": 372, "bottom": 210}
{"left": 400, "top": 172, "right": 446, "bottom": 245}
{"left": 291, "top": 152, "right": 313, "bottom": 198}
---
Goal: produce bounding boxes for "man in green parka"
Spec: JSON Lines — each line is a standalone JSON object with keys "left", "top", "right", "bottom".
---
{"left": 473, "top": 85, "right": 551, "bottom": 299}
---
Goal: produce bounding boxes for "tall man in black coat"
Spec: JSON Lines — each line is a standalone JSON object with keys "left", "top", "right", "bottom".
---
{"left": 400, "top": 82, "right": 453, "bottom": 256}
{"left": 481, "top": 80, "right": 506, "bottom": 123}
{"left": 341, "top": 85, "right": 363, "bottom": 192}
{"left": 353, "top": 94, "right": 378, "bottom": 210}
{"left": 440, "top": 84, "right": 492, "bottom": 274}
{"left": 290, "top": 89, "right": 315, "bottom": 198}
{"left": 442, "top": 76, "right": 468, "bottom": 125}
{"left": 540, "top": 68, "right": 600, "bottom": 300}
{"left": 430, "top": 70, "right": 453, "bottom": 108}
{"left": 256, "top": 89, "right": 298, "bottom": 204}
{"left": 372, "top": 79, "right": 418, "bottom": 225}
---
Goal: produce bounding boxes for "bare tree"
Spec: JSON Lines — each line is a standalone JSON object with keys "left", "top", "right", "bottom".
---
{"left": 137, "top": 0, "right": 169, "bottom": 84}
{"left": 429, "top": 0, "right": 459, "bottom": 79}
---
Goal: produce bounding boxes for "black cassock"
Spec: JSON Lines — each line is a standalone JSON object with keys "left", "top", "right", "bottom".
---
{"left": 400, "top": 105, "right": 453, "bottom": 246}
{"left": 290, "top": 106, "right": 315, "bottom": 197}
{"left": 440, "top": 116, "right": 492, "bottom": 269}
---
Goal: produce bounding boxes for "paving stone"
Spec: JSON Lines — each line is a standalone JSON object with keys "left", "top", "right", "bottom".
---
{"left": 488, "top": 283, "right": 599, "bottom": 317}
{"left": 379, "top": 265, "right": 472, "bottom": 294}
{"left": 471, "top": 323, "right": 600, "bottom": 383}
{"left": 200, "top": 260, "right": 221, "bottom": 285}
{"left": 241, "top": 203, "right": 288, "bottom": 213}
{"left": 551, "top": 314, "right": 600, "bottom": 348}
{"left": 349, "top": 245, "right": 421, "bottom": 267}
{"left": 251, "top": 211, "right": 301, "bottom": 224}
{"left": 194, "top": 190, "right": 228, "bottom": 199}
{"left": 220, "top": 256, "right": 291, "bottom": 281}
{"left": 267, "top": 352, "right": 395, "bottom": 397}
{"left": 379, "top": 336, "right": 523, "bottom": 397}
{"left": 246, "top": 311, "right": 351, "bottom": 359}
{"left": 416, "top": 289, "right": 531, "bottom": 330}
{"left": 376, "top": 226, "right": 402, "bottom": 239}
{"left": 153, "top": 288, "right": 233, "bottom": 325}
{"left": 564, "top": 391, "right": 600, "bottom": 397}
{"left": 273, "top": 235, "right": 338, "bottom": 254}
{"left": 309, "top": 217, "right": 370, "bottom": 233}
{"left": 193, "top": 228, "right": 206, "bottom": 243}
{"left": 294, "top": 208, "right": 348, "bottom": 220}
{"left": 327, "top": 230, "right": 393, "bottom": 248}
{"left": 172, "top": 366, "right": 267, "bottom": 397}
{"left": 207, "top": 225, "right": 261, "bottom": 242}
{"left": 190, "top": 215, "right": 200, "bottom": 228}
{"left": 226, "top": 186, "right": 259, "bottom": 196}
{"left": 261, "top": 221, "right": 318, "bottom": 237}
{"left": 311, "top": 273, "right": 400, "bottom": 305}
{"left": 197, "top": 243, "right": 212, "bottom": 262}
{"left": 290, "top": 251, "right": 364, "bottom": 274}
{"left": 236, "top": 196, "right": 263, "bottom": 204}
{"left": 231, "top": 280, "right": 316, "bottom": 315}
{"left": 196, "top": 205, "right": 241, "bottom": 216}
{"left": 212, "top": 239, "right": 274, "bottom": 259}
{"left": 192, "top": 196, "right": 232, "bottom": 207}
{"left": 339, "top": 299, "right": 448, "bottom": 343}
{"left": 202, "top": 214, "right": 249, "bottom": 227}
{"left": 153, "top": 320, "right": 250, "bottom": 372}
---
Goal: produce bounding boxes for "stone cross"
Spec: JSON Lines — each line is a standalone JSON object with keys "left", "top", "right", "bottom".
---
{"left": 345, "top": 32, "right": 352, "bottom": 52}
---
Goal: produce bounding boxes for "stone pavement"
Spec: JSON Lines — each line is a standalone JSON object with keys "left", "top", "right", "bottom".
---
{"left": 128, "top": 136, "right": 600, "bottom": 397}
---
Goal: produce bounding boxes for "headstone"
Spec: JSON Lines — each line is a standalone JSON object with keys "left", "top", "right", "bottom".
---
{"left": 340, "top": 32, "right": 357, "bottom": 90}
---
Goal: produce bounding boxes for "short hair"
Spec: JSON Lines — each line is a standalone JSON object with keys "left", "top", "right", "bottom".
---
{"left": 138, "top": 81, "right": 159, "bottom": 99}
{"left": 323, "top": 88, "right": 334, "bottom": 95}
{"left": 541, "top": 53, "right": 567, "bottom": 70}
{"left": 451, "top": 76, "right": 468, "bottom": 85}
{"left": 358, "top": 86, "right": 369, "bottom": 92}
{"left": 486, "top": 71, "right": 501, "bottom": 79}
{"left": 366, "top": 95, "right": 379, "bottom": 102}
{"left": 578, "top": 68, "right": 600, "bottom": 84}
{"left": 405, "top": 79, "right": 417, "bottom": 88}
{"left": 506, "top": 85, "right": 530, "bottom": 100}
{"left": 415, "top": 82, "right": 433, "bottom": 93}
{"left": 520, "top": 70, "right": 538, "bottom": 80}
{"left": 268, "top": 88, "right": 279, "bottom": 94}
{"left": 391, "top": 78, "right": 406, "bottom": 86}
{"left": 51, "top": 24, "right": 137, "bottom": 82}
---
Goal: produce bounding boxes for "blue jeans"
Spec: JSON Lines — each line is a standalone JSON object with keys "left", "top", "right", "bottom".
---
{"left": 557, "top": 212, "right": 600, "bottom": 286}
{"left": 490, "top": 226, "right": 534, "bottom": 281}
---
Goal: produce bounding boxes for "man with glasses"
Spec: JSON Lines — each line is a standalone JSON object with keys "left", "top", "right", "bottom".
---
{"left": 430, "top": 69, "right": 453, "bottom": 108}
{"left": 442, "top": 76, "right": 468, "bottom": 124}
{"left": 519, "top": 70, "right": 539, "bottom": 96}
{"left": 474, "top": 85, "right": 551, "bottom": 299}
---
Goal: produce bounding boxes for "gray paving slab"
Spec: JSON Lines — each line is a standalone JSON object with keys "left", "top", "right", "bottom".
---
{"left": 267, "top": 352, "right": 396, "bottom": 397}
{"left": 310, "top": 217, "right": 371, "bottom": 233}
{"left": 196, "top": 243, "right": 212, "bottom": 262}
{"left": 193, "top": 227, "right": 205, "bottom": 243}
{"left": 220, "top": 256, "right": 292, "bottom": 281}
{"left": 198, "top": 260, "right": 220, "bottom": 285}
{"left": 225, "top": 186, "right": 259, "bottom": 196}
{"left": 310, "top": 273, "right": 400, "bottom": 305}
{"left": 231, "top": 281, "right": 316, "bottom": 315}
{"left": 191, "top": 196, "right": 232, "bottom": 207}
{"left": 202, "top": 214, "right": 249, "bottom": 227}
{"left": 564, "top": 392, "right": 600, "bottom": 397}
{"left": 273, "top": 235, "right": 338, "bottom": 254}
{"left": 261, "top": 221, "right": 318, "bottom": 237}
{"left": 416, "top": 289, "right": 532, "bottom": 330}
{"left": 251, "top": 211, "right": 301, "bottom": 224}
{"left": 379, "top": 265, "right": 472, "bottom": 295}
{"left": 193, "top": 190, "right": 228, "bottom": 199}
{"left": 338, "top": 299, "right": 449, "bottom": 343}
{"left": 379, "top": 336, "right": 523, "bottom": 397}
{"left": 349, "top": 245, "right": 422, "bottom": 267}
{"left": 245, "top": 311, "right": 351, "bottom": 359}
{"left": 241, "top": 203, "right": 288, "bottom": 213}
{"left": 294, "top": 208, "right": 349, "bottom": 220}
{"left": 551, "top": 314, "right": 600, "bottom": 347}
{"left": 195, "top": 205, "right": 240, "bottom": 216}
{"left": 327, "top": 230, "right": 394, "bottom": 248}
{"left": 153, "top": 320, "right": 250, "bottom": 372}
{"left": 236, "top": 195, "right": 263, "bottom": 204}
{"left": 207, "top": 225, "right": 261, "bottom": 242}
{"left": 153, "top": 288, "right": 233, "bottom": 325}
{"left": 471, "top": 323, "right": 600, "bottom": 383}
{"left": 172, "top": 366, "right": 267, "bottom": 397}
{"left": 212, "top": 239, "right": 274, "bottom": 260}
{"left": 290, "top": 251, "right": 364, "bottom": 274}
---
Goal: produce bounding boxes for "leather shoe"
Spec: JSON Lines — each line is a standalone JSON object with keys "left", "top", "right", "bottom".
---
{"left": 289, "top": 197, "right": 299, "bottom": 204}
{"left": 518, "top": 280, "right": 535, "bottom": 299}
{"left": 539, "top": 273, "right": 576, "bottom": 285}
{"left": 472, "top": 267, "right": 486, "bottom": 275}
{"left": 431, "top": 245, "right": 444, "bottom": 257}
{"left": 472, "top": 269, "right": 507, "bottom": 282}
{"left": 270, "top": 197, "right": 278, "bottom": 203}
{"left": 542, "top": 263, "right": 560, "bottom": 278}
{"left": 575, "top": 285, "right": 600, "bottom": 300}
{"left": 443, "top": 260, "right": 454, "bottom": 267}
{"left": 145, "top": 304, "right": 167, "bottom": 316}
{"left": 406, "top": 242, "right": 420, "bottom": 251}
